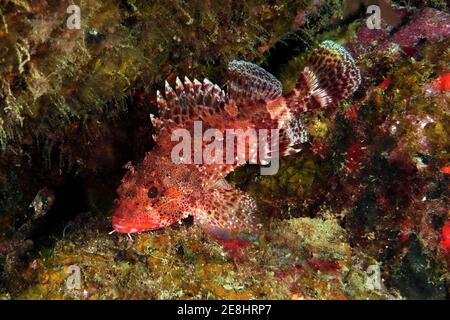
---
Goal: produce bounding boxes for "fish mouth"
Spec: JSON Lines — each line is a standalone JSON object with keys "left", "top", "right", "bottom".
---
{"left": 111, "top": 200, "right": 163, "bottom": 233}
{"left": 112, "top": 216, "right": 162, "bottom": 234}
{"left": 112, "top": 222, "right": 140, "bottom": 234}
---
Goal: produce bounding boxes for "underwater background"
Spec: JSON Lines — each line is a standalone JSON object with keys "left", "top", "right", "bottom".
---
{"left": 0, "top": 0, "right": 448, "bottom": 299}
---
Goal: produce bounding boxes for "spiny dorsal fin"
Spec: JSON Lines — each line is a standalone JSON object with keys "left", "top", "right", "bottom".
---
{"left": 227, "top": 60, "right": 282, "bottom": 102}
{"left": 287, "top": 40, "right": 361, "bottom": 114}
{"left": 155, "top": 77, "right": 226, "bottom": 129}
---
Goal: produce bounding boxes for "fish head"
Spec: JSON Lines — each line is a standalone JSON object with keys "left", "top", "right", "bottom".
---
{"left": 112, "top": 163, "right": 186, "bottom": 233}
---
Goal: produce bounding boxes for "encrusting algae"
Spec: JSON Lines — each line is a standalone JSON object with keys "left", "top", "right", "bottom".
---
{"left": 10, "top": 215, "right": 391, "bottom": 300}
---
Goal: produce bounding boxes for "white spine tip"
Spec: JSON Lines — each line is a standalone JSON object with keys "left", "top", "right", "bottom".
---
{"left": 184, "top": 76, "right": 193, "bottom": 88}
{"left": 175, "top": 77, "right": 184, "bottom": 91}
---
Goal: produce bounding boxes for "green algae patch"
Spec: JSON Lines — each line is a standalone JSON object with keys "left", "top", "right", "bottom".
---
{"left": 272, "top": 217, "right": 350, "bottom": 260}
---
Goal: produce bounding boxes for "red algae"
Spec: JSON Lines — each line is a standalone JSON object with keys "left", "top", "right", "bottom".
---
{"left": 441, "top": 222, "right": 450, "bottom": 252}
{"left": 434, "top": 73, "right": 450, "bottom": 92}
{"left": 216, "top": 238, "right": 251, "bottom": 263}
{"left": 378, "top": 77, "right": 392, "bottom": 90}
{"left": 346, "top": 142, "right": 368, "bottom": 173}
{"left": 306, "top": 257, "right": 341, "bottom": 273}
{"left": 350, "top": 7, "right": 450, "bottom": 57}
{"left": 441, "top": 165, "right": 450, "bottom": 175}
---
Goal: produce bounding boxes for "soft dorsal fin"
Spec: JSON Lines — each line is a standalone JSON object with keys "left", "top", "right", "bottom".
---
{"left": 227, "top": 60, "right": 282, "bottom": 102}
{"left": 287, "top": 40, "right": 361, "bottom": 114}
{"left": 153, "top": 77, "right": 226, "bottom": 129}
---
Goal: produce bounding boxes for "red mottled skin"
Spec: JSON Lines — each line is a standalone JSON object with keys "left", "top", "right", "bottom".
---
{"left": 112, "top": 41, "right": 361, "bottom": 235}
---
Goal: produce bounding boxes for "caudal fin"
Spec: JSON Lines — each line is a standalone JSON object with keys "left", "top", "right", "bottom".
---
{"left": 287, "top": 40, "right": 361, "bottom": 114}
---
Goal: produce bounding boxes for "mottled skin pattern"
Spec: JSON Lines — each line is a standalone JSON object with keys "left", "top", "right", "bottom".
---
{"left": 112, "top": 41, "right": 361, "bottom": 235}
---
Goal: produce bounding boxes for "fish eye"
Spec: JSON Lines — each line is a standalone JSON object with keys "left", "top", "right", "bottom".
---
{"left": 147, "top": 186, "right": 158, "bottom": 198}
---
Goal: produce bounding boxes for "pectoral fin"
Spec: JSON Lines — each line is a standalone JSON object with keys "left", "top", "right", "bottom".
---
{"left": 194, "top": 187, "right": 258, "bottom": 237}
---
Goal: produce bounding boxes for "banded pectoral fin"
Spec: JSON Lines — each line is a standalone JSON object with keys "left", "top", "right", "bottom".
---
{"left": 272, "top": 117, "right": 309, "bottom": 158}
{"left": 193, "top": 186, "right": 259, "bottom": 238}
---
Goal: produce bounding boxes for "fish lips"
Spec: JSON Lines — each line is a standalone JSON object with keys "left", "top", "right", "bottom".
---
{"left": 112, "top": 215, "right": 162, "bottom": 234}
{"left": 111, "top": 200, "right": 163, "bottom": 233}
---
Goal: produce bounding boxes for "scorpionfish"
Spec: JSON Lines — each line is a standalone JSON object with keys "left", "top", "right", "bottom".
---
{"left": 112, "top": 41, "right": 361, "bottom": 235}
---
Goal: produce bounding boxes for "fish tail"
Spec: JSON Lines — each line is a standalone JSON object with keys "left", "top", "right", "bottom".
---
{"left": 287, "top": 40, "right": 361, "bottom": 114}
